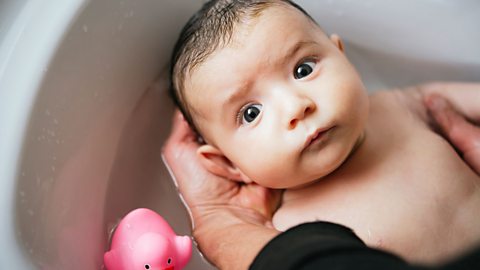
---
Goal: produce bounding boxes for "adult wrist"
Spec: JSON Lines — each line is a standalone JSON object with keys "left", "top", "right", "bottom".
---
{"left": 192, "top": 208, "right": 279, "bottom": 269}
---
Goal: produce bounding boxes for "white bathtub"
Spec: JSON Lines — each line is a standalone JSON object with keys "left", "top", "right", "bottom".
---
{"left": 0, "top": 0, "right": 479, "bottom": 269}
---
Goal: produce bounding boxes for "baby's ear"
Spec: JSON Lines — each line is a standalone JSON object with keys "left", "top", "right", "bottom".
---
{"left": 330, "top": 34, "right": 345, "bottom": 53}
{"left": 197, "top": 144, "right": 252, "bottom": 183}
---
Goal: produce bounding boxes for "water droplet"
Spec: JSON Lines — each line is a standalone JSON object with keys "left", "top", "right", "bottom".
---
{"left": 83, "top": 24, "right": 88, "bottom": 33}
{"left": 45, "top": 109, "right": 51, "bottom": 116}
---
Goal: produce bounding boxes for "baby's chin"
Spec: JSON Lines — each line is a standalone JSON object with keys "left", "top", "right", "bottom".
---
{"left": 249, "top": 131, "right": 366, "bottom": 190}
{"left": 251, "top": 175, "right": 304, "bottom": 190}
{"left": 285, "top": 172, "right": 333, "bottom": 190}
{"left": 265, "top": 172, "right": 329, "bottom": 190}
{"left": 290, "top": 139, "right": 365, "bottom": 189}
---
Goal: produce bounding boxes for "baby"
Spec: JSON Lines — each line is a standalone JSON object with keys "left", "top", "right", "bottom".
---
{"left": 168, "top": 0, "right": 480, "bottom": 265}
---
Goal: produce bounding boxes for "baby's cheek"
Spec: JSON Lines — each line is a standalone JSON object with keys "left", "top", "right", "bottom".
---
{"left": 244, "top": 155, "right": 295, "bottom": 189}
{"left": 232, "top": 130, "right": 297, "bottom": 188}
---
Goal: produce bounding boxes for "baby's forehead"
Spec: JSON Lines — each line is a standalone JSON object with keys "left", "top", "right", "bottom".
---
{"left": 190, "top": 8, "right": 320, "bottom": 75}
{"left": 183, "top": 3, "right": 322, "bottom": 123}
{"left": 195, "top": 5, "right": 319, "bottom": 68}
{"left": 231, "top": 4, "right": 317, "bottom": 45}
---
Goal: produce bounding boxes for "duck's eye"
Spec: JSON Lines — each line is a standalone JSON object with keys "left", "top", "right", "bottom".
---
{"left": 167, "top": 258, "right": 172, "bottom": 264}
{"left": 144, "top": 264, "right": 150, "bottom": 269}
{"left": 294, "top": 60, "right": 316, "bottom": 79}
{"left": 241, "top": 104, "right": 262, "bottom": 124}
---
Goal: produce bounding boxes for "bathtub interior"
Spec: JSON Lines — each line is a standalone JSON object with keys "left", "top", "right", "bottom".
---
{"left": 1, "top": 0, "right": 479, "bottom": 269}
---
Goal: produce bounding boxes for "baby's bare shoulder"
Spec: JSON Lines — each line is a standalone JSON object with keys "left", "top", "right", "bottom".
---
{"left": 368, "top": 87, "right": 431, "bottom": 127}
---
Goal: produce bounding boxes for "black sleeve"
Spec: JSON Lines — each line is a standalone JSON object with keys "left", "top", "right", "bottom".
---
{"left": 249, "top": 221, "right": 480, "bottom": 270}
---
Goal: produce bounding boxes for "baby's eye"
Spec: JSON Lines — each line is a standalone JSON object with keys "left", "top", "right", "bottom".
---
{"left": 294, "top": 60, "right": 316, "bottom": 79}
{"left": 240, "top": 104, "right": 262, "bottom": 124}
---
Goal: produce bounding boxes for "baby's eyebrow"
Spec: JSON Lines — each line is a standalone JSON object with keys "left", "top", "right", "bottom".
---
{"left": 278, "top": 40, "right": 317, "bottom": 66}
{"left": 223, "top": 83, "right": 252, "bottom": 108}
{"left": 222, "top": 40, "right": 316, "bottom": 108}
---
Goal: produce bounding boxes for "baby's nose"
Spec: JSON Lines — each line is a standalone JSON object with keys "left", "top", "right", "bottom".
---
{"left": 287, "top": 95, "right": 316, "bottom": 129}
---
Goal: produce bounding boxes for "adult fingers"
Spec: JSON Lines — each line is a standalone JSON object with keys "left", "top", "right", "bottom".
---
{"left": 463, "top": 150, "right": 480, "bottom": 176}
{"left": 425, "top": 94, "right": 480, "bottom": 174}
{"left": 162, "top": 110, "right": 232, "bottom": 202}
{"left": 161, "top": 110, "right": 213, "bottom": 225}
{"left": 162, "top": 110, "right": 201, "bottom": 191}
{"left": 164, "top": 110, "right": 198, "bottom": 151}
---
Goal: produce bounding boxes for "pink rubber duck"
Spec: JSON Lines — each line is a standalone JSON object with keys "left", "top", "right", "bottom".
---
{"left": 104, "top": 208, "right": 192, "bottom": 270}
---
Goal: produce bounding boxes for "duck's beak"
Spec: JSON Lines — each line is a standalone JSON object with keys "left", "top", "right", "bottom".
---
{"left": 163, "top": 267, "right": 174, "bottom": 270}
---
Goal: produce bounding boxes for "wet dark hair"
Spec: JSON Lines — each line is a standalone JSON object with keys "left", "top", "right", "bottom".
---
{"left": 169, "top": 0, "right": 316, "bottom": 135}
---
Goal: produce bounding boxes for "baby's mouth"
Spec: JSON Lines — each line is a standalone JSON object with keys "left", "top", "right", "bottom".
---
{"left": 303, "top": 126, "right": 335, "bottom": 151}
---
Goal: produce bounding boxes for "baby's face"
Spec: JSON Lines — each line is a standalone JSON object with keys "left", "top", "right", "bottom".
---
{"left": 185, "top": 4, "right": 369, "bottom": 188}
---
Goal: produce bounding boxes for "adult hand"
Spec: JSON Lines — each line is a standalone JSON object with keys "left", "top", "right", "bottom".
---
{"left": 162, "top": 110, "right": 282, "bottom": 270}
{"left": 425, "top": 94, "right": 480, "bottom": 174}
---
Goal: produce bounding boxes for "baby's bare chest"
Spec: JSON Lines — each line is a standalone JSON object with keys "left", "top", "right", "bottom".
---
{"left": 274, "top": 98, "right": 480, "bottom": 263}
{"left": 277, "top": 127, "right": 479, "bottom": 228}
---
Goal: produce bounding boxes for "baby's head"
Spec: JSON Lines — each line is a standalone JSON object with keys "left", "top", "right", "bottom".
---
{"left": 170, "top": 0, "right": 369, "bottom": 189}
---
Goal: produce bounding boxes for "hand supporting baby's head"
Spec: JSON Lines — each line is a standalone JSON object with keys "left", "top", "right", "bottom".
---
{"left": 169, "top": 0, "right": 369, "bottom": 189}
